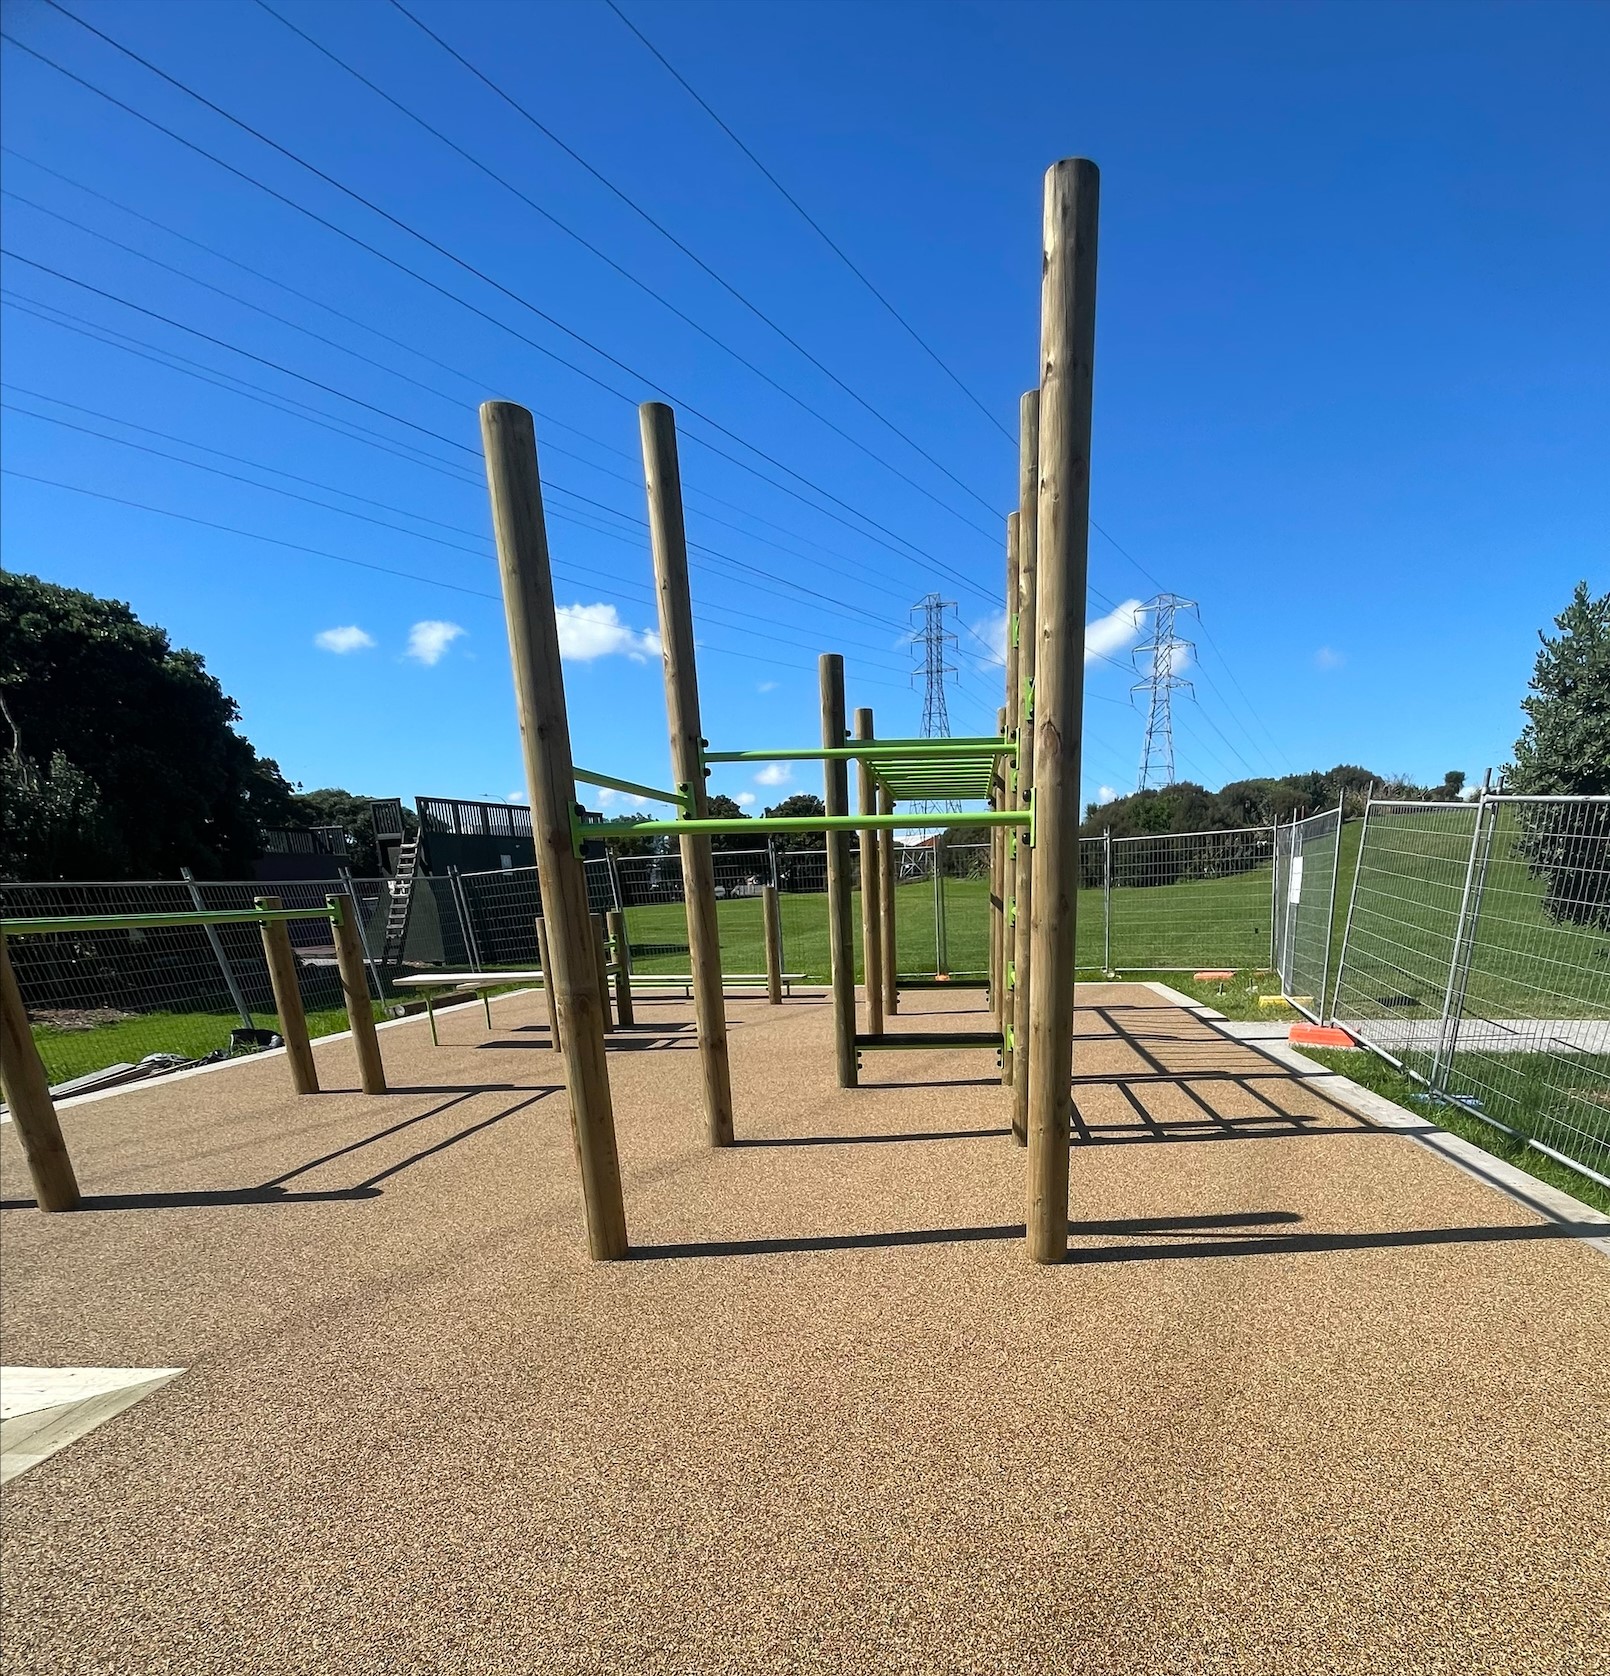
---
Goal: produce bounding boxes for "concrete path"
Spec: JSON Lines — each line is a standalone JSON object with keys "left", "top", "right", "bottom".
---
{"left": 2, "top": 984, "right": 1606, "bottom": 1674}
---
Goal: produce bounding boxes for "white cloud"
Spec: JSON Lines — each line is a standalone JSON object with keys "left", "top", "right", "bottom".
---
{"left": 1315, "top": 646, "right": 1345, "bottom": 671}
{"left": 1086, "top": 599, "right": 1147, "bottom": 664}
{"left": 757, "top": 680, "right": 779, "bottom": 693}
{"left": 555, "top": 602, "right": 662, "bottom": 663}
{"left": 507, "top": 791, "right": 526, "bottom": 804}
{"left": 406, "top": 620, "right": 466, "bottom": 665}
{"left": 973, "top": 610, "right": 1009, "bottom": 667}
{"left": 596, "top": 787, "right": 656, "bottom": 811}
{"left": 972, "top": 600, "right": 1148, "bottom": 671}
{"left": 734, "top": 791, "right": 757, "bottom": 806}
{"left": 314, "top": 624, "right": 375, "bottom": 654}
{"left": 755, "top": 763, "right": 792, "bottom": 787}
{"left": 1097, "top": 785, "right": 1118, "bottom": 803}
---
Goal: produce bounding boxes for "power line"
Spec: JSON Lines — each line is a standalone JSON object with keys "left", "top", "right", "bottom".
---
{"left": 603, "top": 0, "right": 1015, "bottom": 448}
{"left": 1, "top": 158, "right": 970, "bottom": 602}
{"left": 0, "top": 468, "right": 918, "bottom": 694}
{"left": 385, "top": 0, "right": 1009, "bottom": 520}
{"left": 251, "top": 0, "right": 1003, "bottom": 545}
{"left": 7, "top": 17, "right": 977, "bottom": 583}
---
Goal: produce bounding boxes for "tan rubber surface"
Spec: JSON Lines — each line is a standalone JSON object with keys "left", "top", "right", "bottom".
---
{"left": 2, "top": 984, "right": 1606, "bottom": 1674}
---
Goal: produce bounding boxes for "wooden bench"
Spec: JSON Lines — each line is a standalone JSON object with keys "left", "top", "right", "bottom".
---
{"left": 391, "top": 971, "right": 549, "bottom": 1045}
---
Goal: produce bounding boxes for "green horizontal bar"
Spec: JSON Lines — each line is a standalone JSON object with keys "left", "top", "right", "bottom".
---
{"left": 572, "top": 765, "right": 688, "bottom": 810}
{"left": 1, "top": 906, "right": 339, "bottom": 936}
{"left": 855, "top": 1031, "right": 1005, "bottom": 1051}
{"left": 704, "top": 737, "right": 1012, "bottom": 764}
{"left": 581, "top": 810, "right": 1029, "bottom": 838}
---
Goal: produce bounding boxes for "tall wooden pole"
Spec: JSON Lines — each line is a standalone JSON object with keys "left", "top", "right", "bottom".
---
{"left": 639, "top": 402, "right": 735, "bottom": 1147}
{"left": 1010, "top": 389, "right": 1041, "bottom": 1147}
{"left": 0, "top": 933, "right": 80, "bottom": 1212}
{"left": 854, "top": 708, "right": 885, "bottom": 1038}
{"left": 534, "top": 916, "right": 562, "bottom": 1044}
{"left": 821, "top": 654, "right": 857, "bottom": 1087}
{"left": 1000, "top": 514, "right": 1021, "bottom": 1067}
{"left": 591, "top": 913, "right": 614, "bottom": 1032}
{"left": 991, "top": 698, "right": 1010, "bottom": 1049}
{"left": 606, "top": 908, "right": 635, "bottom": 1026}
{"left": 328, "top": 896, "right": 385, "bottom": 1093}
{"left": 761, "top": 885, "right": 783, "bottom": 1004}
{"left": 255, "top": 895, "right": 318, "bottom": 1095}
{"left": 1026, "top": 160, "right": 1099, "bottom": 1264}
{"left": 482, "top": 400, "right": 627, "bottom": 1260}
{"left": 877, "top": 785, "right": 898, "bottom": 1015}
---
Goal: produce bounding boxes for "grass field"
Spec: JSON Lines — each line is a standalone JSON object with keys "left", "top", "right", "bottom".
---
{"left": 31, "top": 1002, "right": 387, "bottom": 1088}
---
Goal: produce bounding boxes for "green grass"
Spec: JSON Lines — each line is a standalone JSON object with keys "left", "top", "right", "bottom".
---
{"left": 1295, "top": 1045, "right": 1610, "bottom": 1215}
{"left": 32, "top": 1001, "right": 386, "bottom": 1088}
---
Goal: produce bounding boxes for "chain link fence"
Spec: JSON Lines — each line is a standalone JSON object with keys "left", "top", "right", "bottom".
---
{"left": 1332, "top": 795, "right": 1609, "bottom": 1186}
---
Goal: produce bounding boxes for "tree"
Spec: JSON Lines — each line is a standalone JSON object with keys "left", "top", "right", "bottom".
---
{"left": 286, "top": 787, "right": 418, "bottom": 875}
{"left": 705, "top": 793, "right": 754, "bottom": 853}
{"left": 765, "top": 792, "right": 826, "bottom": 851}
{"left": 599, "top": 811, "right": 657, "bottom": 858}
{"left": 0, "top": 573, "right": 297, "bottom": 880}
{"left": 1507, "top": 582, "right": 1610, "bottom": 928}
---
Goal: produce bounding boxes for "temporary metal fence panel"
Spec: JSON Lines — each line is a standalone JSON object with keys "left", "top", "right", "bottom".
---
{"left": 1107, "top": 825, "right": 1275, "bottom": 971}
{"left": 0, "top": 877, "right": 369, "bottom": 1090}
{"left": 1332, "top": 795, "right": 1609, "bottom": 1187}
{"left": 1272, "top": 807, "right": 1342, "bottom": 1018}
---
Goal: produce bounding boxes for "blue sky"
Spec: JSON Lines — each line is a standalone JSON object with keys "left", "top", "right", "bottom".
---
{"left": 2, "top": 0, "right": 1605, "bottom": 820}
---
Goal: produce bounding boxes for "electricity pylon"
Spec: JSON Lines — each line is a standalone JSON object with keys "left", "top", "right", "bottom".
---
{"left": 911, "top": 592, "right": 959, "bottom": 816}
{"left": 1132, "top": 594, "right": 1196, "bottom": 790}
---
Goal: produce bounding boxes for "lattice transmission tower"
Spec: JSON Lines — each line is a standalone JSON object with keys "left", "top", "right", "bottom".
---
{"left": 910, "top": 592, "right": 960, "bottom": 815}
{"left": 1132, "top": 593, "right": 1197, "bottom": 790}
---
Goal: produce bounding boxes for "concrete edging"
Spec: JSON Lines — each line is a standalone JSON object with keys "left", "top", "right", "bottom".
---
{"left": 1138, "top": 981, "right": 1608, "bottom": 1256}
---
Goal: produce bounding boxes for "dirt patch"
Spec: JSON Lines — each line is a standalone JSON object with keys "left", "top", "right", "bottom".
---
{"left": 28, "top": 1007, "right": 138, "bottom": 1033}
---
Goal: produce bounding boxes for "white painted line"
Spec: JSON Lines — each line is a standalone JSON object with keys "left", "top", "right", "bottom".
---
{"left": 0, "top": 1366, "right": 184, "bottom": 1484}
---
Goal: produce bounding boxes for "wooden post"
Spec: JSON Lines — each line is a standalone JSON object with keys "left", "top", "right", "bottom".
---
{"left": 534, "top": 916, "right": 562, "bottom": 1044}
{"left": 878, "top": 784, "right": 898, "bottom": 1014}
{"left": 853, "top": 709, "right": 885, "bottom": 1039}
{"left": 606, "top": 908, "right": 635, "bottom": 1026}
{"left": 328, "top": 896, "right": 385, "bottom": 1094}
{"left": 821, "top": 654, "right": 857, "bottom": 1086}
{"left": 1001, "top": 513, "right": 1021, "bottom": 1066}
{"left": 1011, "top": 389, "right": 1041, "bottom": 1147}
{"left": 761, "top": 884, "right": 783, "bottom": 1005}
{"left": 1026, "top": 160, "right": 1099, "bottom": 1265}
{"left": 0, "top": 932, "right": 80, "bottom": 1211}
{"left": 255, "top": 895, "right": 318, "bottom": 1095}
{"left": 991, "top": 701, "right": 1009, "bottom": 1044}
{"left": 482, "top": 399, "right": 628, "bottom": 1260}
{"left": 591, "top": 913, "right": 614, "bottom": 1031}
{"left": 639, "top": 401, "right": 735, "bottom": 1147}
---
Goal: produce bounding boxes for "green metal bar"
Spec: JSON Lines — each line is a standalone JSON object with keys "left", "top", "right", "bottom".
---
{"left": 581, "top": 810, "right": 1028, "bottom": 838}
{"left": 572, "top": 765, "right": 689, "bottom": 809}
{"left": 704, "top": 738, "right": 1013, "bottom": 764}
{"left": 1, "top": 907, "right": 340, "bottom": 936}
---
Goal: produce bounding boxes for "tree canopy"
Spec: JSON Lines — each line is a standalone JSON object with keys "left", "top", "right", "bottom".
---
{"left": 1, "top": 573, "right": 296, "bottom": 880}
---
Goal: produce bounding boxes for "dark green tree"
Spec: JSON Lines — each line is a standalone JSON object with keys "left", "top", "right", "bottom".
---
{"left": 0, "top": 572, "right": 296, "bottom": 879}
{"left": 705, "top": 793, "right": 753, "bottom": 853}
{"left": 764, "top": 792, "right": 826, "bottom": 850}
{"left": 1508, "top": 582, "right": 1610, "bottom": 927}
{"left": 286, "top": 787, "right": 418, "bottom": 874}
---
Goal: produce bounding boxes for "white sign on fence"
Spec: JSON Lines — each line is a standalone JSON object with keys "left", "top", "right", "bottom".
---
{"left": 1287, "top": 855, "right": 1304, "bottom": 906}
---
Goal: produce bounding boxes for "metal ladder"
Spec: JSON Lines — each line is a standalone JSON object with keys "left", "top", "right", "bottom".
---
{"left": 379, "top": 840, "right": 419, "bottom": 967}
